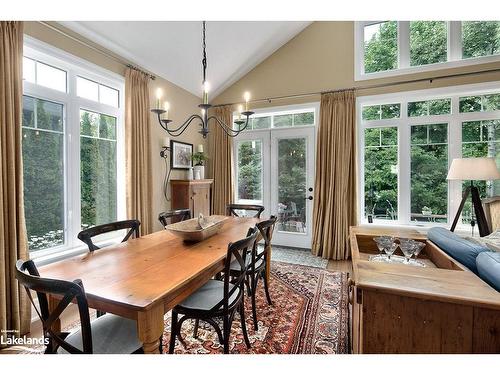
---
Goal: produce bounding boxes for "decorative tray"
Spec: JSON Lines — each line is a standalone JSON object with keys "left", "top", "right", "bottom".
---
{"left": 165, "top": 214, "right": 228, "bottom": 242}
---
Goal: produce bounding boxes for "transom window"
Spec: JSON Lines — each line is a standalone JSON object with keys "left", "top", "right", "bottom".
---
{"left": 356, "top": 21, "right": 500, "bottom": 80}
{"left": 22, "top": 38, "right": 125, "bottom": 257}
{"left": 358, "top": 82, "right": 500, "bottom": 227}
{"left": 236, "top": 108, "right": 315, "bottom": 131}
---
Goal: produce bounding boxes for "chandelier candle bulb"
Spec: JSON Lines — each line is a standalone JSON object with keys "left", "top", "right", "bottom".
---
{"left": 164, "top": 101, "right": 170, "bottom": 119}
{"left": 156, "top": 88, "right": 163, "bottom": 109}
{"left": 164, "top": 136, "right": 170, "bottom": 148}
{"left": 244, "top": 92, "right": 251, "bottom": 111}
{"left": 203, "top": 81, "right": 209, "bottom": 104}
{"left": 197, "top": 144, "right": 204, "bottom": 153}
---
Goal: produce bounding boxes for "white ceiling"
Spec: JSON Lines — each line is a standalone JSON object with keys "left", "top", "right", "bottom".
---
{"left": 59, "top": 21, "right": 311, "bottom": 98}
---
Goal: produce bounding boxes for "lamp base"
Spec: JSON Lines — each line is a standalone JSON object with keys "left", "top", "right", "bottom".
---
{"left": 450, "top": 182, "right": 490, "bottom": 237}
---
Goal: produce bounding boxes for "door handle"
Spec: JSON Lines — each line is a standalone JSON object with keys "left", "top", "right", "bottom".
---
{"left": 305, "top": 196, "right": 313, "bottom": 200}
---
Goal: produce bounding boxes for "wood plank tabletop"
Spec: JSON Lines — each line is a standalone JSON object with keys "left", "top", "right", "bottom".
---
{"left": 39, "top": 217, "right": 260, "bottom": 312}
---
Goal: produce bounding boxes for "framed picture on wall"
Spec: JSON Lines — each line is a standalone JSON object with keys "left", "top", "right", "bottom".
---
{"left": 170, "top": 140, "right": 193, "bottom": 170}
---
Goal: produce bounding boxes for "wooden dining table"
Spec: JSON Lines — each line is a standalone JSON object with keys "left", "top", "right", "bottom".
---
{"left": 38, "top": 216, "right": 262, "bottom": 354}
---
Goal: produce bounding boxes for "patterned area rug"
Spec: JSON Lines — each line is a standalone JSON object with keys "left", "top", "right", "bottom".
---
{"left": 21, "top": 261, "right": 348, "bottom": 354}
{"left": 163, "top": 261, "right": 348, "bottom": 354}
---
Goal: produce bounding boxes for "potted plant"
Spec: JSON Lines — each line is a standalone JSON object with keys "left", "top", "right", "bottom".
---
{"left": 192, "top": 152, "right": 208, "bottom": 179}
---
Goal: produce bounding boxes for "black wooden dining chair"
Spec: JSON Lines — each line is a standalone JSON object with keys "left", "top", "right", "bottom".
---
{"left": 229, "top": 215, "right": 277, "bottom": 331}
{"left": 15, "top": 259, "right": 143, "bottom": 354}
{"left": 226, "top": 204, "right": 265, "bottom": 218}
{"left": 158, "top": 209, "right": 191, "bottom": 227}
{"left": 77, "top": 219, "right": 141, "bottom": 252}
{"left": 168, "top": 227, "right": 258, "bottom": 354}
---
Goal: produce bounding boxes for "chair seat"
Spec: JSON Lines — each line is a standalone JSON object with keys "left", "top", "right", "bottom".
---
{"left": 57, "top": 314, "right": 142, "bottom": 354}
{"left": 177, "top": 280, "right": 239, "bottom": 311}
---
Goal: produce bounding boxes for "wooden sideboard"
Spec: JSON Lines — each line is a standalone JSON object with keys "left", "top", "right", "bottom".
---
{"left": 170, "top": 179, "right": 213, "bottom": 218}
{"left": 350, "top": 226, "right": 500, "bottom": 354}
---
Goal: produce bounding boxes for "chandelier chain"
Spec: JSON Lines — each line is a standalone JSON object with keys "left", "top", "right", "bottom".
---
{"left": 202, "top": 21, "right": 207, "bottom": 84}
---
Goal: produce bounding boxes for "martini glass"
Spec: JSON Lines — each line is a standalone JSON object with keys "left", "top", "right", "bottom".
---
{"left": 399, "top": 238, "right": 416, "bottom": 264}
{"left": 373, "top": 236, "right": 393, "bottom": 261}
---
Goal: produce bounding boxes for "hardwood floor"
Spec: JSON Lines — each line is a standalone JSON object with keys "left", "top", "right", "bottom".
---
{"left": 327, "top": 259, "right": 353, "bottom": 274}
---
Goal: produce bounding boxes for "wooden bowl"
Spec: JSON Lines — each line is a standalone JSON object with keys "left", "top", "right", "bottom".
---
{"left": 165, "top": 215, "right": 229, "bottom": 242}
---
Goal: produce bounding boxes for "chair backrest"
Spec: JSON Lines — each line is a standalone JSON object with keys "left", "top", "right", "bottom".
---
{"left": 77, "top": 219, "right": 141, "bottom": 252}
{"left": 158, "top": 209, "right": 191, "bottom": 227}
{"left": 212, "top": 227, "right": 259, "bottom": 313}
{"left": 15, "top": 259, "right": 93, "bottom": 354}
{"left": 226, "top": 204, "right": 265, "bottom": 218}
{"left": 256, "top": 215, "right": 277, "bottom": 247}
{"left": 254, "top": 215, "right": 277, "bottom": 270}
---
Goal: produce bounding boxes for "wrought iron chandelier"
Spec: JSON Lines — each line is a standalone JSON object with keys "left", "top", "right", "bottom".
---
{"left": 151, "top": 21, "right": 254, "bottom": 138}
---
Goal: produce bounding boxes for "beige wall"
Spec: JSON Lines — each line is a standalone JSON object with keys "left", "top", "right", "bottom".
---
{"left": 213, "top": 21, "right": 500, "bottom": 108}
{"left": 24, "top": 21, "right": 206, "bottom": 233}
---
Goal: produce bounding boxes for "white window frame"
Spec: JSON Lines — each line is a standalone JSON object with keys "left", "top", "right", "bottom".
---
{"left": 23, "top": 36, "right": 126, "bottom": 261}
{"left": 357, "top": 81, "right": 500, "bottom": 229}
{"left": 355, "top": 21, "right": 500, "bottom": 81}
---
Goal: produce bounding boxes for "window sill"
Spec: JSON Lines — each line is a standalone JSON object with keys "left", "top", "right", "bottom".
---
{"left": 31, "top": 237, "right": 122, "bottom": 267}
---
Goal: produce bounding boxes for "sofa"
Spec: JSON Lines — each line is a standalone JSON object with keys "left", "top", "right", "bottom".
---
{"left": 428, "top": 227, "right": 499, "bottom": 291}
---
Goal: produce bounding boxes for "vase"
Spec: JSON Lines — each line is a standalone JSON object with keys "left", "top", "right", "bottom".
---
{"left": 193, "top": 165, "right": 205, "bottom": 180}
{"left": 187, "top": 167, "right": 194, "bottom": 180}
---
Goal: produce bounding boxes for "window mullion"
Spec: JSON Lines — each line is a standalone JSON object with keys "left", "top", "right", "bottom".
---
{"left": 66, "top": 70, "right": 81, "bottom": 250}
{"left": 398, "top": 21, "right": 410, "bottom": 69}
{"left": 449, "top": 21, "right": 462, "bottom": 61}
{"left": 399, "top": 101, "right": 411, "bottom": 224}
{"left": 448, "top": 96, "right": 462, "bottom": 225}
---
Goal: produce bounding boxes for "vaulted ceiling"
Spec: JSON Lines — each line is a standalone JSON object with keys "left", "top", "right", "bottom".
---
{"left": 60, "top": 21, "right": 311, "bottom": 98}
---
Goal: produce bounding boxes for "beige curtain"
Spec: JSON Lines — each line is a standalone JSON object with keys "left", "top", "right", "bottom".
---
{"left": 312, "top": 90, "right": 357, "bottom": 260}
{"left": 209, "top": 106, "right": 234, "bottom": 215}
{"left": 125, "top": 68, "right": 153, "bottom": 235}
{"left": 0, "top": 21, "right": 31, "bottom": 345}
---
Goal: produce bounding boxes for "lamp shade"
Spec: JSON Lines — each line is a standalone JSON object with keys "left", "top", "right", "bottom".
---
{"left": 447, "top": 157, "right": 500, "bottom": 181}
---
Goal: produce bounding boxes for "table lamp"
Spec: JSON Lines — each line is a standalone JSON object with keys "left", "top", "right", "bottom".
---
{"left": 447, "top": 157, "right": 500, "bottom": 237}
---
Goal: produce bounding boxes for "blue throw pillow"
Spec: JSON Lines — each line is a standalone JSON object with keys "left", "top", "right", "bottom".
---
{"left": 427, "top": 227, "right": 490, "bottom": 274}
{"left": 476, "top": 252, "right": 500, "bottom": 291}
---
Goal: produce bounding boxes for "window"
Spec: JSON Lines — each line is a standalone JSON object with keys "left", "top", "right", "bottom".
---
{"left": 22, "top": 96, "right": 65, "bottom": 250}
{"left": 462, "top": 21, "right": 500, "bottom": 59}
{"left": 236, "top": 140, "right": 263, "bottom": 204}
{"left": 410, "top": 123, "right": 448, "bottom": 223}
{"left": 363, "top": 21, "right": 398, "bottom": 74}
{"left": 77, "top": 76, "right": 119, "bottom": 107}
{"left": 23, "top": 57, "right": 67, "bottom": 92}
{"left": 234, "top": 108, "right": 315, "bottom": 131}
{"left": 358, "top": 82, "right": 500, "bottom": 227}
{"left": 22, "top": 39, "right": 124, "bottom": 256}
{"left": 356, "top": 21, "right": 500, "bottom": 80}
{"left": 364, "top": 127, "right": 398, "bottom": 221}
{"left": 80, "top": 110, "right": 118, "bottom": 229}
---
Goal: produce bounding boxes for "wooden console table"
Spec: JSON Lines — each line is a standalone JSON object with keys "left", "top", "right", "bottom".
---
{"left": 170, "top": 179, "right": 213, "bottom": 218}
{"left": 350, "top": 226, "right": 500, "bottom": 353}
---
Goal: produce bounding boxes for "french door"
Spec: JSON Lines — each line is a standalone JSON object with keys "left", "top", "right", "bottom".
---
{"left": 234, "top": 126, "right": 315, "bottom": 248}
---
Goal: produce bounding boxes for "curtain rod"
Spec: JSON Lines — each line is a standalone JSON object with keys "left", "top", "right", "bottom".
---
{"left": 37, "top": 21, "right": 156, "bottom": 80}
{"left": 213, "top": 67, "right": 500, "bottom": 108}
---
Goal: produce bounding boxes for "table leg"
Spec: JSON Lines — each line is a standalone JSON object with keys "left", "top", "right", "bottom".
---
{"left": 137, "top": 303, "right": 164, "bottom": 354}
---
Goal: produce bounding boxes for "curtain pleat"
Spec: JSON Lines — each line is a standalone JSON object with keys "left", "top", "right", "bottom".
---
{"left": 0, "top": 21, "right": 31, "bottom": 346}
{"left": 125, "top": 68, "right": 153, "bottom": 235}
{"left": 209, "top": 106, "right": 234, "bottom": 215}
{"left": 312, "top": 90, "right": 357, "bottom": 260}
